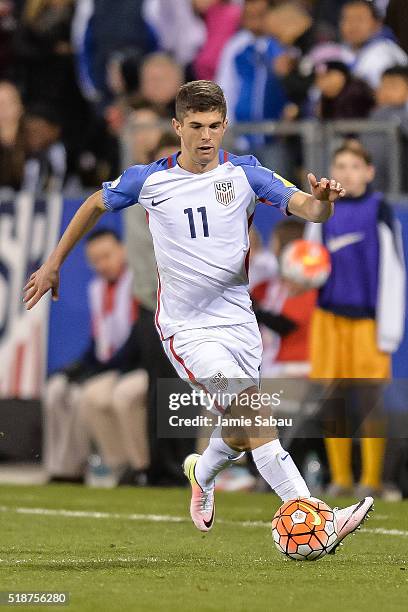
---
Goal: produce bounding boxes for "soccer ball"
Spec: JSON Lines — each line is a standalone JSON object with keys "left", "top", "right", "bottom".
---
{"left": 271, "top": 497, "right": 338, "bottom": 561}
{"left": 280, "top": 239, "right": 331, "bottom": 289}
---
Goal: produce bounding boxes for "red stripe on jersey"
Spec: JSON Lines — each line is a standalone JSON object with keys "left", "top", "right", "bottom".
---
{"left": 167, "top": 155, "right": 175, "bottom": 169}
{"left": 169, "top": 336, "right": 196, "bottom": 383}
{"left": 155, "top": 270, "right": 165, "bottom": 340}
{"left": 168, "top": 337, "right": 224, "bottom": 414}
{"left": 245, "top": 212, "right": 255, "bottom": 277}
{"left": 259, "top": 197, "right": 274, "bottom": 206}
{"left": 223, "top": 150, "right": 229, "bottom": 163}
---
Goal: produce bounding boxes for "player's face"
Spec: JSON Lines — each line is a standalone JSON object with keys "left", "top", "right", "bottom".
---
{"left": 172, "top": 110, "right": 228, "bottom": 168}
{"left": 330, "top": 152, "right": 374, "bottom": 197}
{"left": 86, "top": 236, "right": 126, "bottom": 283}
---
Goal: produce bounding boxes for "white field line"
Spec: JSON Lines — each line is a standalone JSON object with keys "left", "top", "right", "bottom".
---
{"left": 0, "top": 557, "right": 170, "bottom": 566}
{"left": 0, "top": 505, "right": 406, "bottom": 537}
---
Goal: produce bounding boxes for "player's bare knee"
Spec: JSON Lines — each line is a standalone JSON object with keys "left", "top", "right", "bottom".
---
{"left": 221, "top": 429, "right": 250, "bottom": 452}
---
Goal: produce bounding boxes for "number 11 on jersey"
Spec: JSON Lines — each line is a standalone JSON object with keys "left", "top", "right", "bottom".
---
{"left": 184, "top": 207, "right": 209, "bottom": 238}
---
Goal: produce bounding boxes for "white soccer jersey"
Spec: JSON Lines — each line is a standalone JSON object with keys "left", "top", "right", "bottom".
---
{"left": 103, "top": 150, "right": 299, "bottom": 340}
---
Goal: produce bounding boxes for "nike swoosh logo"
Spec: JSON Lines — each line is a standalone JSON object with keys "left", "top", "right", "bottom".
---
{"left": 298, "top": 501, "right": 322, "bottom": 526}
{"left": 281, "top": 454, "right": 289, "bottom": 461}
{"left": 203, "top": 504, "right": 215, "bottom": 529}
{"left": 326, "top": 232, "right": 364, "bottom": 254}
{"left": 151, "top": 197, "right": 171, "bottom": 207}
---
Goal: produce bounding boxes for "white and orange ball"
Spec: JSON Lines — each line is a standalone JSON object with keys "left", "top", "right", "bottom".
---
{"left": 280, "top": 239, "right": 331, "bottom": 289}
{"left": 271, "top": 497, "right": 338, "bottom": 561}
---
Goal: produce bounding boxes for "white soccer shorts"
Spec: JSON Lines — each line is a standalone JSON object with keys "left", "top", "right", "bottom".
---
{"left": 162, "top": 322, "right": 263, "bottom": 414}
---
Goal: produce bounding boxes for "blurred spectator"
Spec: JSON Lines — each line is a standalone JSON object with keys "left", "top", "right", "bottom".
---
{"left": 72, "top": 0, "right": 152, "bottom": 108}
{"left": 340, "top": 0, "right": 408, "bottom": 89}
{"left": 103, "top": 49, "right": 145, "bottom": 139}
{"left": 22, "top": 103, "right": 66, "bottom": 193}
{"left": 14, "top": 0, "right": 91, "bottom": 179}
{"left": 15, "top": 0, "right": 75, "bottom": 103}
{"left": 313, "top": 60, "right": 374, "bottom": 119}
{"left": 121, "top": 100, "right": 167, "bottom": 168}
{"left": 376, "top": 65, "right": 408, "bottom": 109}
{"left": 264, "top": 1, "right": 320, "bottom": 116}
{"left": 193, "top": 0, "right": 242, "bottom": 81}
{"left": 0, "top": 80, "right": 25, "bottom": 190}
{"left": 106, "top": 48, "right": 143, "bottom": 108}
{"left": 44, "top": 229, "right": 148, "bottom": 485}
{"left": 252, "top": 219, "right": 316, "bottom": 378}
{"left": 216, "top": 0, "right": 287, "bottom": 124}
{"left": 139, "top": 52, "right": 184, "bottom": 118}
{"left": 142, "top": 0, "right": 206, "bottom": 68}
{"left": 362, "top": 65, "right": 408, "bottom": 191}
{"left": 74, "top": 115, "right": 120, "bottom": 190}
{"left": 385, "top": 0, "right": 408, "bottom": 55}
{"left": 307, "top": 142, "right": 406, "bottom": 498}
{"left": 150, "top": 131, "right": 180, "bottom": 161}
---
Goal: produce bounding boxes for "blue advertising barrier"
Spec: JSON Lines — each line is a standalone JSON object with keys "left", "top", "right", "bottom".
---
{"left": 48, "top": 200, "right": 408, "bottom": 380}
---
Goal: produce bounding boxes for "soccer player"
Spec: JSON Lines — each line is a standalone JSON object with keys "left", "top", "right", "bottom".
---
{"left": 23, "top": 81, "right": 373, "bottom": 552}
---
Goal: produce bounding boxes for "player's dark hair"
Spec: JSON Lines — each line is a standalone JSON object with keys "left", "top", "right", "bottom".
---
{"left": 342, "top": 0, "right": 381, "bottom": 20}
{"left": 382, "top": 65, "right": 408, "bottom": 83}
{"left": 272, "top": 219, "right": 305, "bottom": 255}
{"left": 175, "top": 81, "right": 227, "bottom": 122}
{"left": 86, "top": 229, "right": 121, "bottom": 244}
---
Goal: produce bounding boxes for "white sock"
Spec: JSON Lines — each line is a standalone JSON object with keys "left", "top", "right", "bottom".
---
{"left": 252, "top": 439, "right": 311, "bottom": 501}
{"left": 195, "top": 427, "right": 243, "bottom": 491}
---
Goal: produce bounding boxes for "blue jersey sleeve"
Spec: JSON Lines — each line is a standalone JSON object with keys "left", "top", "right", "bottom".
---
{"left": 229, "top": 154, "right": 299, "bottom": 214}
{"left": 102, "top": 159, "right": 167, "bottom": 212}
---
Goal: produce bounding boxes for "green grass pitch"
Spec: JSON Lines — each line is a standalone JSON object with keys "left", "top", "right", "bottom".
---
{"left": 0, "top": 484, "right": 407, "bottom": 612}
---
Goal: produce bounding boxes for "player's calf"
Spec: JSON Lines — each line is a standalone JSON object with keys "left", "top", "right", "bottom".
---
{"left": 223, "top": 388, "right": 311, "bottom": 501}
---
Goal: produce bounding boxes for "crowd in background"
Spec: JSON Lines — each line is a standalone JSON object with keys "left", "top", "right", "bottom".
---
{"left": 0, "top": 0, "right": 407, "bottom": 194}
{"left": 1, "top": 0, "right": 407, "bottom": 498}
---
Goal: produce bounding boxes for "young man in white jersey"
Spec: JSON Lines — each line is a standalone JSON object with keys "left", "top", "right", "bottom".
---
{"left": 24, "top": 80, "right": 373, "bottom": 552}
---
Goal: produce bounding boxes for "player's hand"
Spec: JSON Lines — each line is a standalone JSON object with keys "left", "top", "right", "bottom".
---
{"left": 23, "top": 263, "right": 60, "bottom": 310}
{"left": 307, "top": 173, "right": 346, "bottom": 203}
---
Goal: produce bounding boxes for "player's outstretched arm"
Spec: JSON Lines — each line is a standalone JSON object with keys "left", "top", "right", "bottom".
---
{"left": 287, "top": 173, "right": 346, "bottom": 222}
{"left": 23, "top": 190, "right": 106, "bottom": 310}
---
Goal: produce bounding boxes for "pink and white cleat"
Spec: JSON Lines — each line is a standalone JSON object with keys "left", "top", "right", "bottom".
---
{"left": 329, "top": 496, "right": 374, "bottom": 554}
{"left": 183, "top": 453, "right": 215, "bottom": 532}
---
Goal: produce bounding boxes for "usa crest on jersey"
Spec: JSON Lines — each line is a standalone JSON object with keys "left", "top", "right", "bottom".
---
{"left": 214, "top": 180, "right": 235, "bottom": 206}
